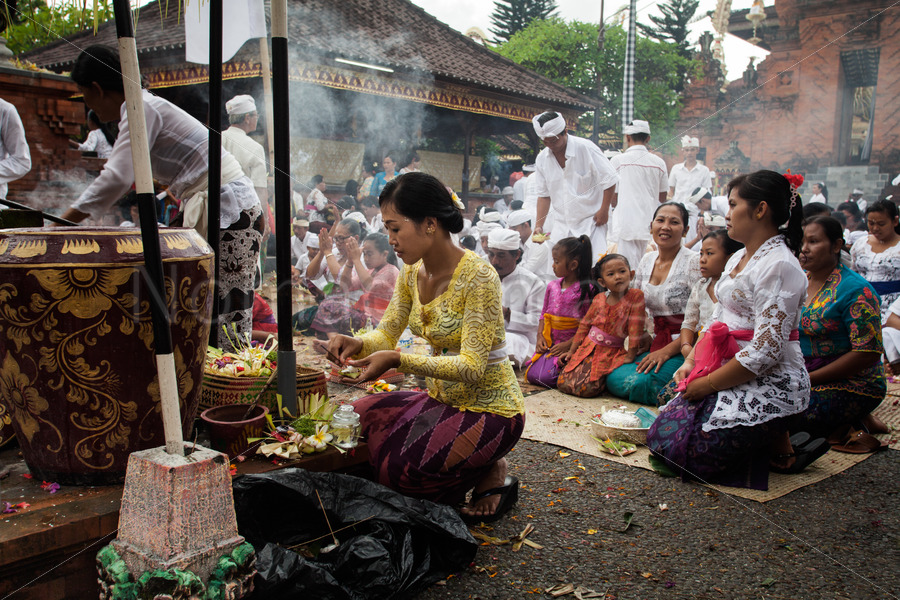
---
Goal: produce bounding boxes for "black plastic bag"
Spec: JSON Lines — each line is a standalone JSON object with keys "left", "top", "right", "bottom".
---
{"left": 233, "top": 469, "right": 477, "bottom": 599}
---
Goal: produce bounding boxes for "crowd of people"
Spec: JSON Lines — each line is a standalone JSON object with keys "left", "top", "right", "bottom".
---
{"left": 20, "top": 55, "right": 896, "bottom": 521}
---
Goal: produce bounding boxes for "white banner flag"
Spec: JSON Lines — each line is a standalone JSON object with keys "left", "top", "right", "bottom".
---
{"left": 184, "top": 0, "right": 267, "bottom": 64}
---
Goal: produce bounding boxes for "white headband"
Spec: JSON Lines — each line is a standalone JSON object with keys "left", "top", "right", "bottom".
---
{"left": 480, "top": 210, "right": 503, "bottom": 223}
{"left": 477, "top": 222, "right": 501, "bottom": 236}
{"left": 488, "top": 228, "right": 521, "bottom": 251}
{"left": 505, "top": 210, "right": 532, "bottom": 228}
{"left": 688, "top": 187, "right": 710, "bottom": 204}
{"left": 532, "top": 113, "right": 566, "bottom": 139}
{"left": 307, "top": 233, "right": 320, "bottom": 249}
{"left": 681, "top": 135, "right": 699, "bottom": 148}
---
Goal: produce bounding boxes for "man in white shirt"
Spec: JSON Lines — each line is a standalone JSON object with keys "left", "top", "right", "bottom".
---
{"left": 507, "top": 209, "right": 554, "bottom": 282}
{"left": 608, "top": 120, "right": 668, "bottom": 269}
{"left": 512, "top": 165, "right": 531, "bottom": 204}
{"left": 532, "top": 111, "right": 618, "bottom": 259}
{"left": 290, "top": 216, "right": 310, "bottom": 265}
{"left": 0, "top": 98, "right": 32, "bottom": 200}
{"left": 668, "top": 135, "right": 712, "bottom": 206}
{"left": 221, "top": 94, "right": 268, "bottom": 206}
{"left": 487, "top": 228, "right": 544, "bottom": 368}
{"left": 848, "top": 188, "right": 868, "bottom": 213}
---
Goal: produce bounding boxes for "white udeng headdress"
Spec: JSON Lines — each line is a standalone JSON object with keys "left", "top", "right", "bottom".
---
{"left": 681, "top": 135, "right": 699, "bottom": 148}
{"left": 225, "top": 94, "right": 257, "bottom": 115}
{"left": 532, "top": 113, "right": 566, "bottom": 139}
{"left": 487, "top": 228, "right": 522, "bottom": 251}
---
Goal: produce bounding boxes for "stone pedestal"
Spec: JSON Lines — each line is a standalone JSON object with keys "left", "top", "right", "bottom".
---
{"left": 97, "top": 444, "right": 255, "bottom": 599}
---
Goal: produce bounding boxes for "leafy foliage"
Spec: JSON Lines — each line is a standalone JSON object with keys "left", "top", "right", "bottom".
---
{"left": 4, "top": 0, "right": 114, "bottom": 55}
{"left": 496, "top": 18, "right": 696, "bottom": 145}
{"left": 637, "top": 0, "right": 699, "bottom": 55}
{"left": 488, "top": 0, "right": 558, "bottom": 45}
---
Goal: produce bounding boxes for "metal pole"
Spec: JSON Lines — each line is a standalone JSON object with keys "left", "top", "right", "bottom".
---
{"left": 271, "top": 0, "right": 297, "bottom": 414}
{"left": 207, "top": 0, "right": 223, "bottom": 348}
{"left": 112, "top": 0, "right": 183, "bottom": 456}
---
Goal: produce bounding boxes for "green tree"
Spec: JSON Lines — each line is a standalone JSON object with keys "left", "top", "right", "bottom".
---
{"left": 489, "top": 0, "right": 558, "bottom": 44}
{"left": 637, "top": 0, "right": 699, "bottom": 57}
{"left": 4, "top": 0, "right": 114, "bottom": 55}
{"left": 496, "top": 17, "right": 695, "bottom": 147}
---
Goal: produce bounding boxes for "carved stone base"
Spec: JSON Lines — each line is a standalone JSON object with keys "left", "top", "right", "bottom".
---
{"left": 97, "top": 542, "right": 256, "bottom": 600}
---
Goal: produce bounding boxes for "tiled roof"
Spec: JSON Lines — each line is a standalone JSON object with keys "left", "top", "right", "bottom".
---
{"left": 23, "top": 0, "right": 595, "bottom": 111}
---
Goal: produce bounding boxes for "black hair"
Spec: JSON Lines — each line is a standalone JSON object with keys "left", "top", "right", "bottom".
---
{"left": 865, "top": 199, "right": 900, "bottom": 234}
{"left": 831, "top": 210, "right": 847, "bottom": 228}
{"left": 813, "top": 181, "right": 828, "bottom": 200}
{"left": 803, "top": 202, "right": 831, "bottom": 220}
{"left": 363, "top": 232, "right": 397, "bottom": 266}
{"left": 311, "top": 174, "right": 324, "bottom": 185}
{"left": 691, "top": 186, "right": 712, "bottom": 201}
{"left": 378, "top": 172, "right": 464, "bottom": 234}
{"left": 383, "top": 150, "right": 398, "bottom": 164}
{"left": 702, "top": 228, "right": 744, "bottom": 256}
{"left": 337, "top": 217, "right": 367, "bottom": 241}
{"left": 405, "top": 150, "right": 420, "bottom": 166}
{"left": 803, "top": 215, "right": 845, "bottom": 249}
{"left": 629, "top": 132, "right": 650, "bottom": 144}
{"left": 651, "top": 202, "right": 690, "bottom": 237}
{"left": 509, "top": 200, "right": 524, "bottom": 211}
{"left": 836, "top": 201, "right": 864, "bottom": 232}
{"left": 359, "top": 195, "right": 379, "bottom": 208}
{"left": 726, "top": 170, "right": 804, "bottom": 256}
{"left": 87, "top": 109, "right": 117, "bottom": 146}
{"left": 71, "top": 45, "right": 124, "bottom": 93}
{"left": 591, "top": 253, "right": 631, "bottom": 290}
{"left": 345, "top": 179, "right": 359, "bottom": 197}
{"left": 537, "top": 111, "right": 561, "bottom": 126}
{"left": 553, "top": 235, "right": 598, "bottom": 307}
{"left": 459, "top": 235, "right": 477, "bottom": 251}
{"left": 336, "top": 195, "right": 357, "bottom": 211}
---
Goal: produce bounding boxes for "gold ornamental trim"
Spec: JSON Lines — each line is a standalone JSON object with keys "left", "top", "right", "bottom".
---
{"left": 162, "top": 234, "right": 193, "bottom": 251}
{"left": 11, "top": 240, "right": 47, "bottom": 258}
{"left": 61, "top": 239, "right": 101, "bottom": 254}
{"left": 116, "top": 238, "right": 144, "bottom": 254}
{"left": 0, "top": 239, "right": 8, "bottom": 256}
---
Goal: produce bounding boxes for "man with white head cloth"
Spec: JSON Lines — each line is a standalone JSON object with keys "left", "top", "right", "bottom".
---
{"left": 668, "top": 135, "right": 711, "bottom": 206}
{"left": 531, "top": 111, "right": 618, "bottom": 258}
{"left": 608, "top": 119, "right": 668, "bottom": 269}
{"left": 487, "top": 228, "right": 545, "bottom": 368}
{"left": 222, "top": 94, "right": 268, "bottom": 206}
{"left": 507, "top": 209, "right": 554, "bottom": 282}
{"left": 476, "top": 220, "right": 501, "bottom": 257}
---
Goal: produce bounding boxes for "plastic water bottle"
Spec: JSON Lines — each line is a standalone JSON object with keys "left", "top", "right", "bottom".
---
{"left": 398, "top": 327, "right": 415, "bottom": 353}
{"left": 330, "top": 404, "right": 361, "bottom": 449}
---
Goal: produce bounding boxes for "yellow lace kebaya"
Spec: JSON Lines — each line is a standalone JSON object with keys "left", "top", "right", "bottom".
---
{"left": 356, "top": 251, "right": 525, "bottom": 418}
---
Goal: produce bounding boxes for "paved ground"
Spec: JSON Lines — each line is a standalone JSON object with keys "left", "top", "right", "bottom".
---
{"left": 417, "top": 439, "right": 899, "bottom": 600}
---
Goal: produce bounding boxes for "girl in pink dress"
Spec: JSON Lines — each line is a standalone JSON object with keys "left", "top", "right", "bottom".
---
{"left": 524, "top": 236, "right": 598, "bottom": 388}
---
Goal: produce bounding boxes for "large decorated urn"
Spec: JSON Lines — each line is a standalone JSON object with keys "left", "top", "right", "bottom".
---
{"left": 0, "top": 227, "right": 214, "bottom": 484}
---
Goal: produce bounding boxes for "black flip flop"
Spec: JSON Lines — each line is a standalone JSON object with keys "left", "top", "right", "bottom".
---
{"left": 789, "top": 432, "right": 811, "bottom": 449}
{"left": 770, "top": 438, "right": 829, "bottom": 474}
{"left": 461, "top": 476, "right": 519, "bottom": 525}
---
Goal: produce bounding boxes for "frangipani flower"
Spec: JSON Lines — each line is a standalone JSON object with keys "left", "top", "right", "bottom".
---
{"left": 304, "top": 424, "right": 333, "bottom": 451}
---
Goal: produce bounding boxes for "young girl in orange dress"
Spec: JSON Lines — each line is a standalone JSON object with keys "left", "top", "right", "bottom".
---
{"left": 557, "top": 254, "right": 646, "bottom": 397}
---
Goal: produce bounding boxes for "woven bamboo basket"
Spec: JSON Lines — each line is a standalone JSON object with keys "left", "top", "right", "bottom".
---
{"left": 200, "top": 365, "right": 328, "bottom": 414}
{"left": 590, "top": 418, "right": 650, "bottom": 446}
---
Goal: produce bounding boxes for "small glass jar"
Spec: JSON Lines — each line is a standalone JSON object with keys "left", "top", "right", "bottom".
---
{"left": 330, "top": 404, "right": 361, "bottom": 449}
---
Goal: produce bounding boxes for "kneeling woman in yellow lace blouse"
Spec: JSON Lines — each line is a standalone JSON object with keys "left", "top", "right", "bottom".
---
{"left": 327, "top": 172, "right": 525, "bottom": 523}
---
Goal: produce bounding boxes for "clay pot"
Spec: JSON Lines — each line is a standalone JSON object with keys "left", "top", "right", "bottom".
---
{"left": 0, "top": 227, "right": 214, "bottom": 484}
{"left": 200, "top": 404, "right": 269, "bottom": 458}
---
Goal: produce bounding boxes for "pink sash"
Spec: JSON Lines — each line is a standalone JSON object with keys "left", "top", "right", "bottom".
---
{"left": 676, "top": 321, "right": 798, "bottom": 392}
{"left": 587, "top": 326, "right": 624, "bottom": 348}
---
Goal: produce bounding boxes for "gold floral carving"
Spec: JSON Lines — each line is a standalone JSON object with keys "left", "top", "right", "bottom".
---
{"left": 0, "top": 353, "right": 62, "bottom": 448}
{"left": 0, "top": 239, "right": 9, "bottom": 256}
{"left": 11, "top": 240, "right": 47, "bottom": 258}
{"left": 116, "top": 238, "right": 144, "bottom": 254}
{"left": 163, "top": 234, "right": 192, "bottom": 250}
{"left": 61, "top": 239, "right": 101, "bottom": 254}
{"left": 0, "top": 262, "right": 208, "bottom": 471}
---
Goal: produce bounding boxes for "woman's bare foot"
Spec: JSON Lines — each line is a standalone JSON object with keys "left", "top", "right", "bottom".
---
{"left": 460, "top": 458, "right": 508, "bottom": 519}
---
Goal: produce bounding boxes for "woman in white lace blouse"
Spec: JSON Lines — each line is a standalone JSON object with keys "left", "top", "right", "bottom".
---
{"left": 647, "top": 170, "right": 814, "bottom": 489}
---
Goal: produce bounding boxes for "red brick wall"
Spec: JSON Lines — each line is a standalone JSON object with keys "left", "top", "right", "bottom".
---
{"left": 1, "top": 66, "right": 104, "bottom": 216}
{"left": 677, "top": 0, "right": 900, "bottom": 181}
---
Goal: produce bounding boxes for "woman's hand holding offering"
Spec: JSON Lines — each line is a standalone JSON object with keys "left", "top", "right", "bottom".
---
{"left": 344, "top": 350, "right": 400, "bottom": 383}
{"left": 326, "top": 334, "right": 363, "bottom": 366}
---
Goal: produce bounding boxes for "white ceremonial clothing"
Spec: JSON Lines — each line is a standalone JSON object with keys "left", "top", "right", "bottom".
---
{"left": 513, "top": 175, "right": 528, "bottom": 203}
{"left": 0, "top": 98, "right": 31, "bottom": 199}
{"left": 703, "top": 236, "right": 809, "bottom": 431}
{"left": 668, "top": 161, "right": 712, "bottom": 205}
{"left": 306, "top": 188, "right": 328, "bottom": 211}
{"left": 682, "top": 277, "right": 717, "bottom": 334}
{"left": 808, "top": 192, "right": 827, "bottom": 204}
{"left": 222, "top": 125, "right": 267, "bottom": 189}
{"left": 521, "top": 238, "right": 554, "bottom": 282}
{"left": 72, "top": 90, "right": 258, "bottom": 229}
{"left": 493, "top": 198, "right": 509, "bottom": 214}
{"left": 501, "top": 266, "right": 545, "bottom": 367}
{"left": 76, "top": 128, "right": 114, "bottom": 159}
{"left": 616, "top": 239, "right": 649, "bottom": 272}
{"left": 609, "top": 144, "right": 668, "bottom": 244}
{"left": 291, "top": 232, "right": 308, "bottom": 265}
{"left": 533, "top": 135, "right": 617, "bottom": 254}
{"left": 369, "top": 213, "right": 384, "bottom": 233}
{"left": 711, "top": 195, "right": 728, "bottom": 216}
{"left": 881, "top": 297, "right": 900, "bottom": 364}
